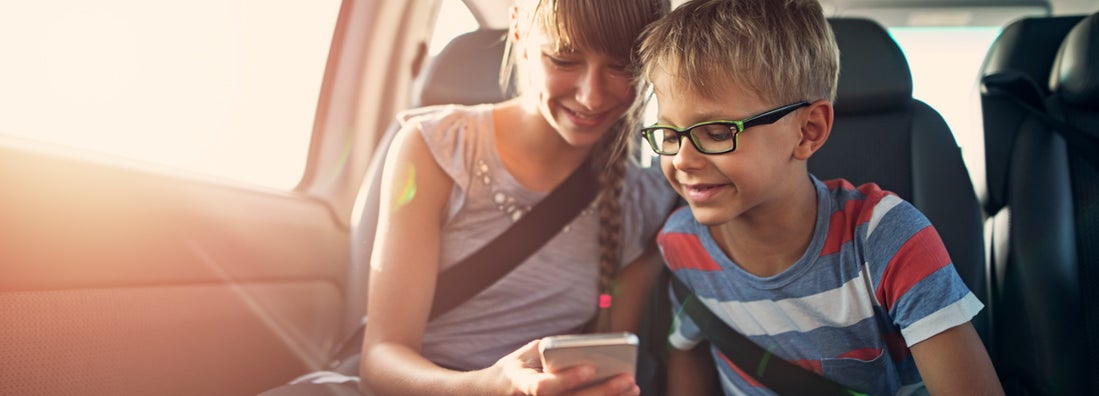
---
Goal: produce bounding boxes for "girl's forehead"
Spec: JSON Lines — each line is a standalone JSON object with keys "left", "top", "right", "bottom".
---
{"left": 524, "top": 8, "right": 636, "bottom": 60}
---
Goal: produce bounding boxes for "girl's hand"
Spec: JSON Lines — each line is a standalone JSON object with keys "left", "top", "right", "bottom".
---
{"left": 494, "top": 339, "right": 641, "bottom": 396}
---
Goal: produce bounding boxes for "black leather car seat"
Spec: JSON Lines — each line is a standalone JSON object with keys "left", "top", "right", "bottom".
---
{"left": 981, "top": 14, "right": 1085, "bottom": 217}
{"left": 980, "top": 12, "right": 1099, "bottom": 395}
{"left": 809, "top": 18, "right": 990, "bottom": 344}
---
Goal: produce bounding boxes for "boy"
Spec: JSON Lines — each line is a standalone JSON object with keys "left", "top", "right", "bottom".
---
{"left": 635, "top": 0, "right": 1003, "bottom": 394}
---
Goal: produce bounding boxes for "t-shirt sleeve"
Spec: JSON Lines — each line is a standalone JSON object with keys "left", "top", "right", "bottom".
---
{"left": 619, "top": 161, "right": 679, "bottom": 266}
{"left": 407, "top": 105, "right": 479, "bottom": 194}
{"left": 667, "top": 278, "right": 705, "bottom": 351}
{"left": 863, "top": 195, "right": 984, "bottom": 347}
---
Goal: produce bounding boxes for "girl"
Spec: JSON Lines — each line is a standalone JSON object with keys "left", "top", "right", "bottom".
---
{"left": 359, "top": 0, "right": 675, "bottom": 395}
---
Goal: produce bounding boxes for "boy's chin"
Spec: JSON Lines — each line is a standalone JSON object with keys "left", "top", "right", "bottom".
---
{"left": 687, "top": 205, "right": 733, "bottom": 227}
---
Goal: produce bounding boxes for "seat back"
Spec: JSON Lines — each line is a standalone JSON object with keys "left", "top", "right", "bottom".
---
{"left": 810, "top": 18, "right": 989, "bottom": 344}
{"left": 981, "top": 12, "right": 1099, "bottom": 395}
{"left": 981, "top": 15, "right": 1084, "bottom": 215}
{"left": 342, "top": 29, "right": 511, "bottom": 342}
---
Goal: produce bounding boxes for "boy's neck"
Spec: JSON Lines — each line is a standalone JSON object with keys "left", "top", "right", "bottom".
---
{"left": 708, "top": 176, "right": 818, "bottom": 278}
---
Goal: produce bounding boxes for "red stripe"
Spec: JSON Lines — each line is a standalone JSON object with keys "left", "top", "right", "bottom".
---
{"left": 717, "top": 351, "right": 824, "bottom": 388}
{"left": 874, "top": 226, "right": 951, "bottom": 311}
{"left": 824, "top": 178, "right": 855, "bottom": 191}
{"left": 657, "top": 232, "right": 723, "bottom": 271}
{"left": 837, "top": 347, "right": 882, "bottom": 361}
{"left": 854, "top": 184, "right": 889, "bottom": 226}
{"left": 718, "top": 351, "right": 765, "bottom": 388}
{"left": 820, "top": 181, "right": 888, "bottom": 256}
{"left": 790, "top": 358, "right": 824, "bottom": 374}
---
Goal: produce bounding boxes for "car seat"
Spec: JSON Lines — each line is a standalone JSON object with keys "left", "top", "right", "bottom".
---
{"left": 979, "top": 12, "right": 1099, "bottom": 395}
{"left": 981, "top": 15, "right": 1085, "bottom": 218}
{"left": 809, "top": 18, "right": 990, "bottom": 345}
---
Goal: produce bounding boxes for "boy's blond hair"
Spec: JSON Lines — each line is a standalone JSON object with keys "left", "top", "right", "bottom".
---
{"left": 639, "top": 0, "right": 839, "bottom": 105}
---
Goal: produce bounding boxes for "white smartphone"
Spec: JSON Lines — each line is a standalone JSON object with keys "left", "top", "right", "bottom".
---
{"left": 538, "top": 332, "right": 639, "bottom": 387}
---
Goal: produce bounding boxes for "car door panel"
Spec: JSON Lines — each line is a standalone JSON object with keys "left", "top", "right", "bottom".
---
{"left": 0, "top": 143, "right": 347, "bottom": 396}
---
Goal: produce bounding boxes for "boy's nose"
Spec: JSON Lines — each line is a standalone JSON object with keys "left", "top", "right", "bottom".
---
{"left": 671, "top": 137, "right": 706, "bottom": 170}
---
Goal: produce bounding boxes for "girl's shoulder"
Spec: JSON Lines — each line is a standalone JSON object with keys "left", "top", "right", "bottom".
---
{"left": 397, "top": 103, "right": 493, "bottom": 132}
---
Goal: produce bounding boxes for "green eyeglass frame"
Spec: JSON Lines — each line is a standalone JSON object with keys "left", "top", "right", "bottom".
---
{"left": 640, "top": 101, "right": 810, "bottom": 155}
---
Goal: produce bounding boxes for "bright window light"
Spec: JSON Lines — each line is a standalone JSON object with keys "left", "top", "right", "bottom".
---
{"left": 428, "top": 0, "right": 479, "bottom": 56}
{"left": 889, "top": 26, "right": 1002, "bottom": 197}
{"left": 0, "top": 1, "right": 341, "bottom": 190}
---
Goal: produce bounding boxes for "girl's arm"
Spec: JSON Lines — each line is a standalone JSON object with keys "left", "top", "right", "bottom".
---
{"left": 607, "top": 245, "right": 665, "bottom": 333}
{"left": 910, "top": 322, "right": 1004, "bottom": 396}
{"left": 358, "top": 122, "right": 473, "bottom": 394}
{"left": 358, "top": 124, "right": 636, "bottom": 396}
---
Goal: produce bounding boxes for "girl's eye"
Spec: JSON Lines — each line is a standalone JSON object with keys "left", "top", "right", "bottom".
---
{"left": 544, "top": 53, "right": 578, "bottom": 67}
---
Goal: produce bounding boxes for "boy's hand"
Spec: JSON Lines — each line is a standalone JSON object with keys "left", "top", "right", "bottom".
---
{"left": 494, "top": 339, "right": 641, "bottom": 396}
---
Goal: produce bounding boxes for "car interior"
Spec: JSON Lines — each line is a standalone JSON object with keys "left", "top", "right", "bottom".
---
{"left": 0, "top": 0, "right": 1096, "bottom": 395}
{"left": 980, "top": 11, "right": 1099, "bottom": 395}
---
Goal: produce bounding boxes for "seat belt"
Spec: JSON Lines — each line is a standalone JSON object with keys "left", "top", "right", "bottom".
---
{"left": 984, "top": 69, "right": 1099, "bottom": 393}
{"left": 330, "top": 158, "right": 599, "bottom": 364}
{"left": 981, "top": 71, "right": 1099, "bottom": 171}
{"left": 430, "top": 158, "right": 597, "bottom": 317}
{"left": 670, "top": 276, "right": 865, "bottom": 396}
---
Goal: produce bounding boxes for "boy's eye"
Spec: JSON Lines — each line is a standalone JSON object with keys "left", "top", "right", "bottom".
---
{"left": 696, "top": 125, "right": 734, "bottom": 142}
{"left": 609, "top": 63, "right": 632, "bottom": 76}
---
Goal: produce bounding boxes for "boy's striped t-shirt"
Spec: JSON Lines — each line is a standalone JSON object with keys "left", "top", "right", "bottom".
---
{"left": 658, "top": 176, "right": 983, "bottom": 396}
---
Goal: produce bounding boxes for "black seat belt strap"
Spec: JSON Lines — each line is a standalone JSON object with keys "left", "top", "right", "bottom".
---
{"left": 670, "top": 276, "right": 864, "bottom": 396}
{"left": 331, "top": 159, "right": 598, "bottom": 362}
{"left": 430, "top": 158, "right": 598, "bottom": 317}
{"left": 982, "top": 71, "right": 1099, "bottom": 171}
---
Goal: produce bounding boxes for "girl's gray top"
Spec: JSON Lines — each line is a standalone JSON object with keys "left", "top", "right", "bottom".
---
{"left": 398, "top": 104, "right": 678, "bottom": 370}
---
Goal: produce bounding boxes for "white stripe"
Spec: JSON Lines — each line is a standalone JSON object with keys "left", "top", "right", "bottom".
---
{"left": 866, "top": 194, "right": 903, "bottom": 239}
{"left": 669, "top": 330, "right": 700, "bottom": 351}
{"left": 896, "top": 382, "right": 928, "bottom": 396}
{"left": 902, "top": 292, "right": 984, "bottom": 347}
{"left": 861, "top": 261, "right": 882, "bottom": 308}
{"left": 698, "top": 272, "right": 877, "bottom": 336}
{"left": 719, "top": 372, "right": 753, "bottom": 396}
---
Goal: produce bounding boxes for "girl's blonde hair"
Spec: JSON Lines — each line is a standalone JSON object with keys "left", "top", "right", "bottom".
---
{"left": 503, "top": 0, "right": 669, "bottom": 332}
{"left": 639, "top": 0, "right": 839, "bottom": 105}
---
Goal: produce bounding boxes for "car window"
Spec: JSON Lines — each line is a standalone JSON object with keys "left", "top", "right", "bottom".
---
{"left": 428, "top": 0, "right": 479, "bottom": 56}
{"left": 890, "top": 26, "right": 1003, "bottom": 196}
{"left": 0, "top": 1, "right": 341, "bottom": 190}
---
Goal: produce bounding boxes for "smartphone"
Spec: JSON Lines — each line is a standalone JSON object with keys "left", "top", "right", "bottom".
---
{"left": 538, "top": 332, "right": 639, "bottom": 387}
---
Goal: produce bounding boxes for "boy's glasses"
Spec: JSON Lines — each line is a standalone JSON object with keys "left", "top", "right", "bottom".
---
{"left": 640, "top": 101, "right": 810, "bottom": 156}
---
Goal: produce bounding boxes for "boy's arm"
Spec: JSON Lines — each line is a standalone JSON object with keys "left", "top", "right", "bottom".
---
{"left": 667, "top": 342, "right": 717, "bottom": 395}
{"left": 910, "top": 322, "right": 1004, "bottom": 395}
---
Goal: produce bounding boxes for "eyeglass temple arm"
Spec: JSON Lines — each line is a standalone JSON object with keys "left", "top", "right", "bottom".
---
{"left": 742, "top": 101, "right": 810, "bottom": 128}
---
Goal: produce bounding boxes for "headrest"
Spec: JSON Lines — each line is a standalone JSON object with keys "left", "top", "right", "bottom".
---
{"left": 981, "top": 15, "right": 1084, "bottom": 95}
{"left": 1050, "top": 12, "right": 1099, "bottom": 110}
{"left": 415, "top": 29, "right": 513, "bottom": 107}
{"left": 829, "top": 18, "right": 913, "bottom": 116}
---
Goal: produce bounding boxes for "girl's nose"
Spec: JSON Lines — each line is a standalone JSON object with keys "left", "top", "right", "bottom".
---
{"left": 575, "top": 66, "right": 608, "bottom": 111}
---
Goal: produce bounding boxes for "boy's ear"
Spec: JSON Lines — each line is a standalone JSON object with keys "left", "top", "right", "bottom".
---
{"left": 792, "top": 99, "right": 833, "bottom": 160}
